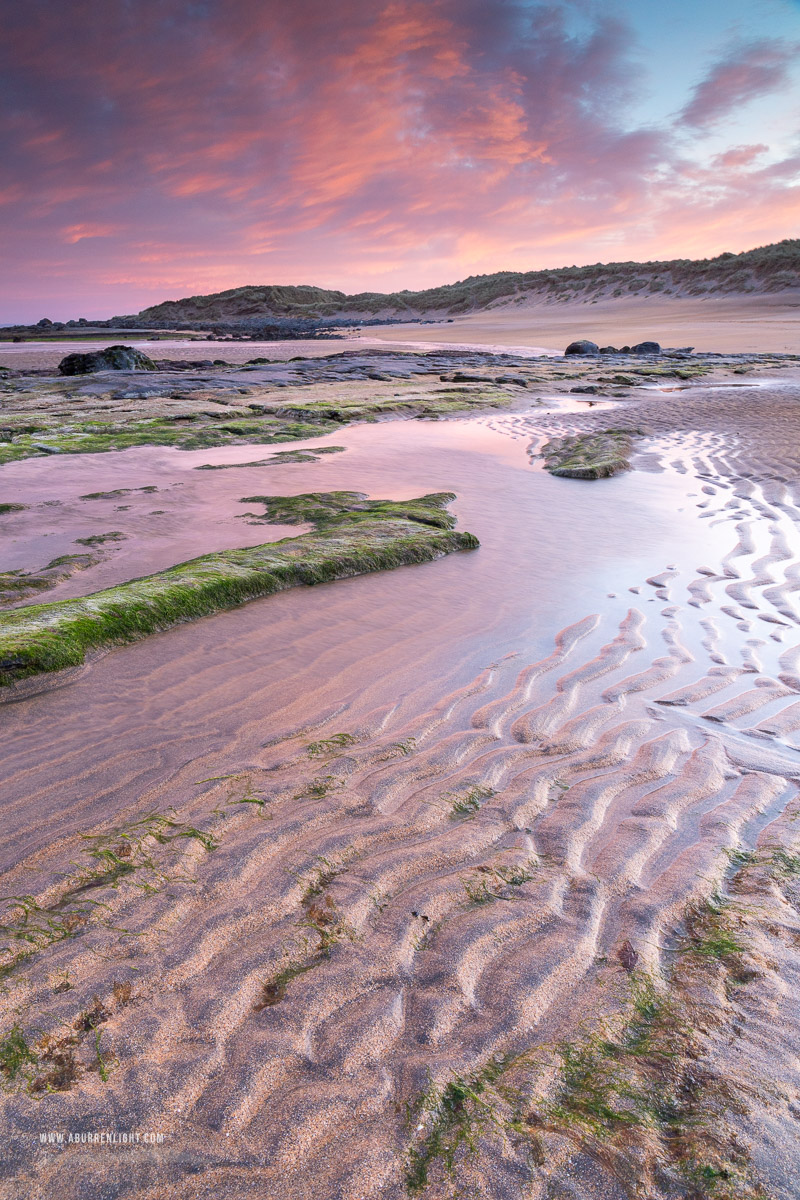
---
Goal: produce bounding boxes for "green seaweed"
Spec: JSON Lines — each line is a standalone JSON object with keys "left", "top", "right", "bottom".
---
{"left": 74, "top": 531, "right": 127, "bottom": 546}
{"left": 0, "top": 811, "right": 217, "bottom": 979}
{"left": 0, "top": 1025, "right": 38, "bottom": 1085}
{"left": 0, "top": 493, "right": 478, "bottom": 686}
{"left": 542, "top": 431, "right": 634, "bottom": 479}
{"left": 406, "top": 1057, "right": 514, "bottom": 1193}
{"left": 195, "top": 445, "right": 346, "bottom": 470}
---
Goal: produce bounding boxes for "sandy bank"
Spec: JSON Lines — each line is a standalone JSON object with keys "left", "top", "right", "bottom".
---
{"left": 375, "top": 292, "right": 800, "bottom": 355}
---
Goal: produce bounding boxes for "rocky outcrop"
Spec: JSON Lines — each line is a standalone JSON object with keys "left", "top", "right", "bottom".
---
{"left": 565, "top": 340, "right": 599, "bottom": 356}
{"left": 58, "top": 346, "right": 157, "bottom": 375}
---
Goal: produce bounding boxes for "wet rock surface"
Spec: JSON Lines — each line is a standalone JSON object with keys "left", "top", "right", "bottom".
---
{"left": 58, "top": 345, "right": 157, "bottom": 375}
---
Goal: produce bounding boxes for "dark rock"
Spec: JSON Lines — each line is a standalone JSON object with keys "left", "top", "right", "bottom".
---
{"left": 564, "top": 340, "right": 599, "bottom": 356}
{"left": 569, "top": 385, "right": 599, "bottom": 395}
{"left": 495, "top": 375, "right": 528, "bottom": 386}
{"left": 631, "top": 341, "right": 661, "bottom": 354}
{"left": 58, "top": 345, "right": 157, "bottom": 376}
{"left": 599, "top": 346, "right": 619, "bottom": 354}
{"left": 32, "top": 443, "right": 61, "bottom": 454}
{"left": 619, "top": 345, "right": 631, "bottom": 353}
{"left": 617, "top": 940, "right": 639, "bottom": 971}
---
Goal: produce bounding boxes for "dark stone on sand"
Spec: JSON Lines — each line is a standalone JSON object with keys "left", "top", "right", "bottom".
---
{"left": 58, "top": 345, "right": 157, "bottom": 375}
{"left": 617, "top": 940, "right": 639, "bottom": 971}
{"left": 619, "top": 345, "right": 631, "bottom": 353}
{"left": 564, "top": 340, "right": 599, "bottom": 356}
{"left": 570, "top": 385, "right": 599, "bottom": 394}
{"left": 599, "top": 346, "right": 619, "bottom": 354}
{"left": 631, "top": 341, "right": 661, "bottom": 354}
{"left": 495, "top": 375, "right": 528, "bottom": 386}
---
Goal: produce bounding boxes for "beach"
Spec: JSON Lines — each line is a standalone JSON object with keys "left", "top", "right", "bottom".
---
{"left": 1, "top": 317, "right": 800, "bottom": 1199}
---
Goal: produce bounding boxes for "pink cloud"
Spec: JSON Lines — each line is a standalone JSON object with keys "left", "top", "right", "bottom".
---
{"left": 0, "top": 2, "right": 798, "bottom": 321}
{"left": 679, "top": 40, "right": 798, "bottom": 129}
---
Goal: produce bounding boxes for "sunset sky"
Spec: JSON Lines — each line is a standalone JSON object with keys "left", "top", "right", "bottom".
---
{"left": 2, "top": 0, "right": 799, "bottom": 322}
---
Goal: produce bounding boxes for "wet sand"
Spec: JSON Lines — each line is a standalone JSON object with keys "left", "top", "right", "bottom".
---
{"left": 2, "top": 356, "right": 800, "bottom": 1198}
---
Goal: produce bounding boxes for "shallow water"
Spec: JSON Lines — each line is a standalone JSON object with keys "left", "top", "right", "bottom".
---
{"left": 2, "top": 406, "right": 795, "bottom": 866}
{"left": 0, "top": 333, "right": 557, "bottom": 372}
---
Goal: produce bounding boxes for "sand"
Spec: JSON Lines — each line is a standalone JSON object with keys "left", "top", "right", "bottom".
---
{"left": 1, "top": 343, "right": 800, "bottom": 1199}
{"left": 375, "top": 292, "right": 800, "bottom": 355}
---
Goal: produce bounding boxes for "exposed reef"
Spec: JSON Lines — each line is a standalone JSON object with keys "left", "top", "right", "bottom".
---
{"left": 0, "top": 492, "right": 477, "bottom": 687}
{"left": 542, "top": 430, "right": 635, "bottom": 478}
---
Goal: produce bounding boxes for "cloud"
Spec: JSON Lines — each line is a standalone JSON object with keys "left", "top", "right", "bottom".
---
{"left": 679, "top": 39, "right": 798, "bottom": 129}
{"left": 0, "top": 1, "right": 798, "bottom": 320}
{"left": 711, "top": 144, "right": 769, "bottom": 170}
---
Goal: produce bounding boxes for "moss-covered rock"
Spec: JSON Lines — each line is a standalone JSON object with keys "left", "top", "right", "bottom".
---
{"left": 542, "top": 431, "right": 633, "bottom": 479}
{"left": 0, "top": 493, "right": 478, "bottom": 686}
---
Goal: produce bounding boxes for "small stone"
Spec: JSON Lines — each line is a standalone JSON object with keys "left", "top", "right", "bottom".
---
{"left": 564, "top": 340, "right": 599, "bottom": 356}
{"left": 617, "top": 940, "right": 639, "bottom": 971}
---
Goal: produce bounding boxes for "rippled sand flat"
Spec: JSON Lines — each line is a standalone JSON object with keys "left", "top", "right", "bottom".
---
{"left": 2, "top": 356, "right": 800, "bottom": 1199}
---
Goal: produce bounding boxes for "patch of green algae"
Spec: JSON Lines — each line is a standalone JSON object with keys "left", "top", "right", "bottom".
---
{"left": 542, "top": 430, "right": 634, "bottom": 479}
{"left": 0, "top": 418, "right": 339, "bottom": 464}
{"left": 0, "top": 492, "right": 478, "bottom": 686}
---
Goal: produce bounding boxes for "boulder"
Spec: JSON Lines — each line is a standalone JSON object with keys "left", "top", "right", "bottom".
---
{"left": 599, "top": 346, "right": 619, "bottom": 354}
{"left": 631, "top": 341, "right": 660, "bottom": 355}
{"left": 564, "top": 340, "right": 599, "bottom": 356}
{"left": 58, "top": 345, "right": 157, "bottom": 375}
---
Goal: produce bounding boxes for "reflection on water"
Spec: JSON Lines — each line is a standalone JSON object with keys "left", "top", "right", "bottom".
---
{"left": 5, "top": 407, "right": 796, "bottom": 865}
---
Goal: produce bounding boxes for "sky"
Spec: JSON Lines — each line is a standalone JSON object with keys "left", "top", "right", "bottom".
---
{"left": 1, "top": 0, "right": 799, "bottom": 322}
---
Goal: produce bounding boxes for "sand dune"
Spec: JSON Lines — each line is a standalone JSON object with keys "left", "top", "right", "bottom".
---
{"left": 375, "top": 293, "right": 800, "bottom": 355}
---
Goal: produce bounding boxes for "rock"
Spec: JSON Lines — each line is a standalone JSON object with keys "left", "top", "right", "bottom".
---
{"left": 619, "top": 345, "right": 631, "bottom": 353}
{"left": 495, "top": 375, "right": 528, "bottom": 386}
{"left": 617, "top": 940, "right": 639, "bottom": 971}
{"left": 58, "top": 345, "right": 157, "bottom": 375}
{"left": 631, "top": 341, "right": 661, "bottom": 355}
{"left": 569, "top": 385, "right": 598, "bottom": 394}
{"left": 564, "top": 340, "right": 599, "bottom": 356}
{"left": 599, "top": 346, "right": 619, "bottom": 354}
{"left": 32, "top": 443, "right": 61, "bottom": 454}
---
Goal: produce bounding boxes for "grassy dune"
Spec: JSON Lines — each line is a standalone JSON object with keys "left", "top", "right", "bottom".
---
{"left": 133, "top": 240, "right": 800, "bottom": 323}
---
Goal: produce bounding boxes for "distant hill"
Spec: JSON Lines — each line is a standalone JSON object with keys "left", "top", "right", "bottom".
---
{"left": 129, "top": 240, "right": 800, "bottom": 326}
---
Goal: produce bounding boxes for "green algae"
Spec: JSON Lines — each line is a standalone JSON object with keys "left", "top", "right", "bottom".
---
{"left": 0, "top": 492, "right": 478, "bottom": 686}
{"left": 542, "top": 430, "right": 634, "bottom": 479}
{"left": 0, "top": 553, "right": 100, "bottom": 606}
{"left": 0, "top": 417, "right": 343, "bottom": 464}
{"left": 195, "top": 445, "right": 346, "bottom": 470}
{"left": 74, "top": 531, "right": 127, "bottom": 546}
{"left": 242, "top": 490, "right": 460, "bottom": 530}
